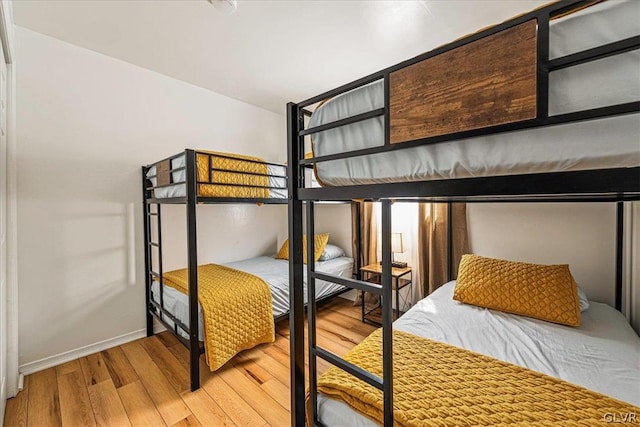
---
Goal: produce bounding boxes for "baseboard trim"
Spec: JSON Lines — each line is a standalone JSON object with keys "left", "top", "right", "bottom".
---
{"left": 19, "top": 327, "right": 161, "bottom": 376}
{"left": 1, "top": 374, "right": 7, "bottom": 424}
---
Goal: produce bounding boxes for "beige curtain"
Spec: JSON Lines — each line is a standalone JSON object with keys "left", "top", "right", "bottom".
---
{"left": 416, "top": 203, "right": 469, "bottom": 299}
{"left": 351, "top": 201, "right": 378, "bottom": 306}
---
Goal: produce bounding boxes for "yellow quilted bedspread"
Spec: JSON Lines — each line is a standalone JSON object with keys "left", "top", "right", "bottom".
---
{"left": 196, "top": 151, "right": 269, "bottom": 198}
{"left": 316, "top": 329, "right": 639, "bottom": 426}
{"left": 162, "top": 264, "right": 274, "bottom": 370}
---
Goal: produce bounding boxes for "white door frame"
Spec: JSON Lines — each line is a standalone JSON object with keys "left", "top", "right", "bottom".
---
{"left": 0, "top": 0, "right": 17, "bottom": 406}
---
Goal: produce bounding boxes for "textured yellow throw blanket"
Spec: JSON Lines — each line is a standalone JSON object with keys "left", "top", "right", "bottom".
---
{"left": 162, "top": 264, "right": 274, "bottom": 370}
{"left": 316, "top": 329, "right": 639, "bottom": 426}
{"left": 196, "top": 151, "right": 269, "bottom": 198}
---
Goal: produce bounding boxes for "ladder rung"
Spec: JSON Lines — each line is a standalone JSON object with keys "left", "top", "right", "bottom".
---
{"left": 147, "top": 212, "right": 158, "bottom": 216}
{"left": 314, "top": 346, "right": 383, "bottom": 390}
{"left": 312, "top": 272, "right": 382, "bottom": 295}
{"left": 148, "top": 242, "right": 160, "bottom": 247}
{"left": 150, "top": 271, "right": 161, "bottom": 279}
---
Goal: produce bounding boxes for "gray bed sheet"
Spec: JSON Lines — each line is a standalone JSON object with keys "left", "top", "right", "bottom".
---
{"left": 151, "top": 255, "right": 353, "bottom": 340}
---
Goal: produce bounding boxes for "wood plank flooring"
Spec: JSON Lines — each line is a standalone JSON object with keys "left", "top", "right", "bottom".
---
{"left": 4, "top": 298, "right": 375, "bottom": 427}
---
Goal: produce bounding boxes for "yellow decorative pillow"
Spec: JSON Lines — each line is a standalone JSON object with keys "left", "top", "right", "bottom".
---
{"left": 275, "top": 233, "right": 329, "bottom": 264}
{"left": 453, "top": 254, "right": 581, "bottom": 327}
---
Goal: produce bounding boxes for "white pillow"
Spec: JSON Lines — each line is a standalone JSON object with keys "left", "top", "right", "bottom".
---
{"left": 577, "top": 286, "right": 590, "bottom": 312}
{"left": 318, "top": 244, "right": 346, "bottom": 261}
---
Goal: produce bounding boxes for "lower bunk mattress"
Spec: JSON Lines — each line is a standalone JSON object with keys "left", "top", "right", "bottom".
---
{"left": 151, "top": 255, "right": 352, "bottom": 341}
{"left": 317, "top": 281, "right": 640, "bottom": 425}
{"left": 147, "top": 151, "right": 287, "bottom": 199}
{"left": 309, "top": 0, "right": 640, "bottom": 186}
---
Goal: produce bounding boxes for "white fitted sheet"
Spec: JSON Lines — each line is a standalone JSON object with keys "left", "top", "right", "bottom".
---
{"left": 151, "top": 255, "right": 353, "bottom": 340}
{"left": 147, "top": 154, "right": 287, "bottom": 199}
{"left": 318, "top": 281, "right": 640, "bottom": 426}
{"left": 310, "top": 0, "right": 640, "bottom": 187}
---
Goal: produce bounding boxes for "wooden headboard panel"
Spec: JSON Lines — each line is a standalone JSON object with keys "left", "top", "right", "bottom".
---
{"left": 390, "top": 19, "right": 538, "bottom": 144}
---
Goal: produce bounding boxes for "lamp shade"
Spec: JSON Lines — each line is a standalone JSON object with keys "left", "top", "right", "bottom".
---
{"left": 392, "top": 232, "right": 404, "bottom": 253}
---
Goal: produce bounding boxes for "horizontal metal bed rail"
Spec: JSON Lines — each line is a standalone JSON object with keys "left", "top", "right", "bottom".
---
{"left": 149, "top": 300, "right": 191, "bottom": 335}
{"left": 195, "top": 181, "right": 286, "bottom": 190}
{"left": 549, "top": 35, "right": 640, "bottom": 71}
{"left": 202, "top": 151, "right": 287, "bottom": 169}
{"left": 300, "top": 108, "right": 385, "bottom": 137}
{"left": 145, "top": 197, "right": 289, "bottom": 205}
{"left": 146, "top": 181, "right": 288, "bottom": 192}
{"left": 145, "top": 166, "right": 186, "bottom": 180}
{"left": 297, "top": 168, "right": 640, "bottom": 202}
{"left": 314, "top": 347, "right": 384, "bottom": 390}
{"left": 311, "top": 271, "right": 383, "bottom": 295}
{"left": 148, "top": 308, "right": 205, "bottom": 355}
{"left": 209, "top": 167, "right": 288, "bottom": 179}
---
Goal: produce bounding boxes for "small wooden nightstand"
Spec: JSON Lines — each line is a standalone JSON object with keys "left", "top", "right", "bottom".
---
{"left": 359, "top": 263, "right": 412, "bottom": 326}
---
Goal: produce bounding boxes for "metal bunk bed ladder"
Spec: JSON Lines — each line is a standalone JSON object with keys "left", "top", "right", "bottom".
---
{"left": 305, "top": 199, "right": 395, "bottom": 426}
{"left": 290, "top": 92, "right": 399, "bottom": 425}
{"left": 142, "top": 149, "right": 203, "bottom": 392}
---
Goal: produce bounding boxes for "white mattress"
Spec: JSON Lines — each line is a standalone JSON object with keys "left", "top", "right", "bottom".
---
{"left": 151, "top": 255, "right": 353, "bottom": 340}
{"left": 309, "top": 0, "right": 640, "bottom": 187}
{"left": 147, "top": 153, "right": 287, "bottom": 199}
{"left": 318, "top": 281, "right": 640, "bottom": 426}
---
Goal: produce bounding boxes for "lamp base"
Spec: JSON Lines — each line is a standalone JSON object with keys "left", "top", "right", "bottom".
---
{"left": 379, "top": 256, "right": 408, "bottom": 269}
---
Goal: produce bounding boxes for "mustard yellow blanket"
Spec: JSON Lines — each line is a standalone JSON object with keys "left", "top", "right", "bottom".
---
{"left": 316, "top": 329, "right": 639, "bottom": 426}
{"left": 196, "top": 151, "right": 269, "bottom": 198}
{"left": 162, "top": 263, "right": 274, "bottom": 370}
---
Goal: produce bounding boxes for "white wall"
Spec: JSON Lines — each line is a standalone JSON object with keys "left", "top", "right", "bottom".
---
{"left": 277, "top": 203, "right": 354, "bottom": 257}
{"left": 314, "top": 204, "right": 353, "bottom": 258}
{"left": 468, "top": 203, "right": 637, "bottom": 309}
{"left": 16, "top": 27, "right": 286, "bottom": 367}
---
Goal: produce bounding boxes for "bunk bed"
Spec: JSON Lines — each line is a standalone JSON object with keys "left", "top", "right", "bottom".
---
{"left": 286, "top": 0, "right": 640, "bottom": 425}
{"left": 142, "top": 149, "right": 355, "bottom": 392}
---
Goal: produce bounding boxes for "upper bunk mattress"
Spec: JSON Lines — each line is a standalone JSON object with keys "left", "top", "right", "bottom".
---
{"left": 309, "top": 0, "right": 640, "bottom": 187}
{"left": 147, "top": 152, "right": 287, "bottom": 199}
{"left": 317, "top": 281, "right": 640, "bottom": 426}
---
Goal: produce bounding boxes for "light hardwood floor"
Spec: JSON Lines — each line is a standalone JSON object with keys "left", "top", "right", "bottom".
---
{"left": 3, "top": 298, "right": 375, "bottom": 427}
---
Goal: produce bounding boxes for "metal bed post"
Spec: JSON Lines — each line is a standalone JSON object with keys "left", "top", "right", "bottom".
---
{"left": 157, "top": 205, "right": 164, "bottom": 321}
{"left": 185, "top": 149, "right": 200, "bottom": 391}
{"left": 381, "top": 199, "right": 394, "bottom": 426}
{"left": 615, "top": 201, "right": 624, "bottom": 311}
{"left": 355, "top": 201, "right": 362, "bottom": 281}
{"left": 536, "top": 10, "right": 550, "bottom": 121}
{"left": 287, "top": 102, "right": 306, "bottom": 426}
{"left": 446, "top": 202, "right": 453, "bottom": 282}
{"left": 306, "top": 201, "right": 319, "bottom": 425}
{"left": 142, "top": 167, "right": 154, "bottom": 337}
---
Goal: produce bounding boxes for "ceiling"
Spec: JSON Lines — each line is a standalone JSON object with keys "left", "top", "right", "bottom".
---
{"left": 14, "top": 0, "right": 547, "bottom": 115}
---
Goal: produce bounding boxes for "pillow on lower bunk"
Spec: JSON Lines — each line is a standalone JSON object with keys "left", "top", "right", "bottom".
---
{"left": 275, "top": 233, "right": 329, "bottom": 264}
{"left": 318, "top": 243, "right": 346, "bottom": 261}
{"left": 453, "top": 254, "right": 581, "bottom": 327}
{"left": 577, "top": 286, "right": 590, "bottom": 312}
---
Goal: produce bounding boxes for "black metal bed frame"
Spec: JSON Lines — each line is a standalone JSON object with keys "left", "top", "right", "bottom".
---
{"left": 142, "top": 149, "right": 293, "bottom": 391}
{"left": 286, "top": 0, "right": 640, "bottom": 425}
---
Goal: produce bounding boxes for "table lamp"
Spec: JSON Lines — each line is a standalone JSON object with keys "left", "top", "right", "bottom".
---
{"left": 392, "top": 232, "right": 406, "bottom": 268}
